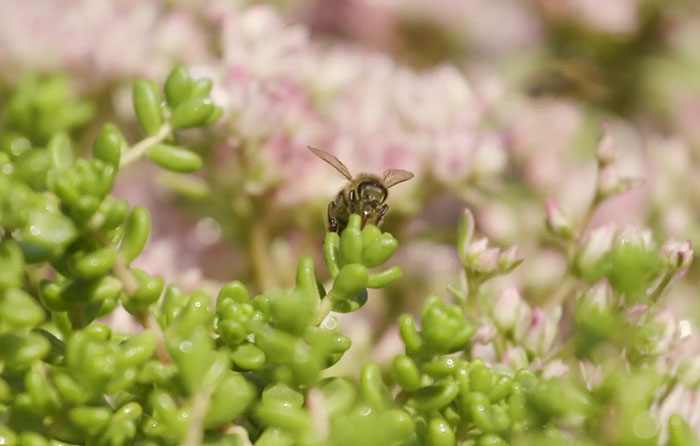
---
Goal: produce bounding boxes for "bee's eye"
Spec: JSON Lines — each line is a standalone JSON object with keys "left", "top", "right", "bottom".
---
{"left": 349, "top": 190, "right": 356, "bottom": 202}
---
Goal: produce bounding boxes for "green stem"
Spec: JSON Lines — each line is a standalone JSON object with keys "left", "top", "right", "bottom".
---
{"left": 649, "top": 270, "right": 675, "bottom": 302}
{"left": 119, "top": 124, "right": 172, "bottom": 168}
{"left": 313, "top": 297, "right": 334, "bottom": 326}
{"left": 182, "top": 386, "right": 213, "bottom": 446}
{"left": 136, "top": 310, "right": 170, "bottom": 364}
{"left": 462, "top": 272, "right": 482, "bottom": 319}
{"left": 250, "top": 221, "right": 277, "bottom": 291}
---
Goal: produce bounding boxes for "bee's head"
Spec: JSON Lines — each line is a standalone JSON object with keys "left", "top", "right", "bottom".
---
{"left": 356, "top": 180, "right": 388, "bottom": 226}
{"left": 357, "top": 180, "right": 387, "bottom": 204}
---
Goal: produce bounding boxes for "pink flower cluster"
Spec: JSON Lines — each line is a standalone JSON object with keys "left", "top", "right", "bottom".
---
{"left": 0, "top": 0, "right": 209, "bottom": 83}
{"left": 210, "top": 5, "right": 507, "bottom": 206}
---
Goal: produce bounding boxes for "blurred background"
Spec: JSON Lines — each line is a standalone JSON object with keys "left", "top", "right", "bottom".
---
{"left": 2, "top": 0, "right": 700, "bottom": 353}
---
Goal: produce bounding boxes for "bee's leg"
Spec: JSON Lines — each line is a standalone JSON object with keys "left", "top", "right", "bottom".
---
{"left": 377, "top": 204, "right": 389, "bottom": 226}
{"left": 328, "top": 202, "right": 339, "bottom": 233}
{"left": 347, "top": 190, "right": 357, "bottom": 214}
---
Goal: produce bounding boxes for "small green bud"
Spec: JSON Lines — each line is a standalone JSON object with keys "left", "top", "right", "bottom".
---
{"left": 0, "top": 288, "right": 45, "bottom": 328}
{"left": 323, "top": 232, "right": 341, "bottom": 277}
{"left": 254, "top": 402, "right": 311, "bottom": 433}
{"left": 489, "top": 376, "right": 513, "bottom": 403}
{"left": 392, "top": 354, "right": 421, "bottom": 391}
{"left": 21, "top": 208, "right": 77, "bottom": 259}
{"left": 61, "top": 275, "right": 123, "bottom": 305}
{"left": 145, "top": 144, "right": 202, "bottom": 173}
{"left": 170, "top": 97, "right": 215, "bottom": 130}
{"left": 470, "top": 362, "right": 496, "bottom": 395}
{"left": 18, "top": 432, "right": 49, "bottom": 446}
{"left": 14, "top": 149, "right": 51, "bottom": 190}
{"left": 0, "top": 240, "right": 24, "bottom": 288}
{"left": 124, "top": 269, "right": 164, "bottom": 312}
{"left": 0, "top": 332, "right": 50, "bottom": 368}
{"left": 68, "top": 406, "right": 112, "bottom": 436}
{"left": 320, "top": 378, "right": 357, "bottom": 418}
{"left": 164, "top": 66, "right": 193, "bottom": 107}
{"left": 360, "top": 363, "right": 393, "bottom": 410}
{"left": 478, "top": 434, "right": 509, "bottom": 446}
{"left": 331, "top": 263, "right": 369, "bottom": 301}
{"left": 119, "top": 206, "right": 151, "bottom": 264}
{"left": 71, "top": 247, "right": 117, "bottom": 279}
{"left": 190, "top": 78, "right": 213, "bottom": 98}
{"left": 423, "top": 356, "right": 460, "bottom": 379}
{"left": 362, "top": 232, "right": 398, "bottom": 267}
{"left": 53, "top": 372, "right": 90, "bottom": 405}
{"left": 47, "top": 132, "right": 73, "bottom": 169}
{"left": 204, "top": 372, "right": 257, "bottom": 428}
{"left": 133, "top": 79, "right": 163, "bottom": 135}
{"left": 119, "top": 330, "right": 157, "bottom": 367}
{"left": 93, "top": 123, "right": 125, "bottom": 167}
{"left": 426, "top": 418, "right": 455, "bottom": 446}
{"left": 231, "top": 342, "right": 266, "bottom": 370}
{"left": 668, "top": 414, "right": 700, "bottom": 446}
{"left": 468, "top": 392, "right": 494, "bottom": 432}
{"left": 412, "top": 378, "right": 459, "bottom": 411}
{"left": 203, "top": 105, "right": 223, "bottom": 126}
{"left": 340, "top": 215, "right": 363, "bottom": 265}
{"left": 217, "top": 280, "right": 249, "bottom": 309}
{"left": 398, "top": 313, "right": 424, "bottom": 354}
{"left": 161, "top": 284, "right": 188, "bottom": 326}
{"left": 367, "top": 266, "right": 402, "bottom": 288}
{"left": 256, "top": 428, "right": 295, "bottom": 446}
{"left": 0, "top": 425, "right": 17, "bottom": 446}
{"left": 383, "top": 409, "right": 415, "bottom": 444}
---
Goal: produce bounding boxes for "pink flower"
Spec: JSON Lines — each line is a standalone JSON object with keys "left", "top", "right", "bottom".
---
{"left": 545, "top": 198, "right": 573, "bottom": 239}
{"left": 492, "top": 288, "right": 528, "bottom": 333}
{"left": 661, "top": 238, "right": 694, "bottom": 271}
{"left": 501, "top": 346, "right": 528, "bottom": 370}
{"left": 576, "top": 223, "right": 616, "bottom": 273}
{"left": 515, "top": 306, "right": 561, "bottom": 356}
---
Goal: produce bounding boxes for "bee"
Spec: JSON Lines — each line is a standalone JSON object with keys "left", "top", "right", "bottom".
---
{"left": 526, "top": 59, "right": 612, "bottom": 105}
{"left": 308, "top": 146, "right": 414, "bottom": 233}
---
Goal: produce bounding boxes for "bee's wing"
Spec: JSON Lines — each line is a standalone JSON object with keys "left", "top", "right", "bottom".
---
{"left": 308, "top": 146, "right": 353, "bottom": 180}
{"left": 383, "top": 169, "right": 414, "bottom": 188}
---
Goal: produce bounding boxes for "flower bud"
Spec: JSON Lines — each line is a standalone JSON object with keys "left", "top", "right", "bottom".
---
{"left": 467, "top": 242, "right": 500, "bottom": 275}
{"left": 472, "top": 323, "right": 497, "bottom": 344}
{"left": 596, "top": 124, "right": 617, "bottom": 166}
{"left": 498, "top": 245, "right": 523, "bottom": 273}
{"left": 518, "top": 307, "right": 560, "bottom": 356}
{"left": 502, "top": 346, "right": 528, "bottom": 370}
{"left": 465, "top": 237, "right": 488, "bottom": 262}
{"left": 542, "top": 359, "right": 569, "bottom": 379}
{"left": 616, "top": 225, "right": 654, "bottom": 251}
{"left": 545, "top": 199, "right": 573, "bottom": 239}
{"left": 492, "top": 288, "right": 528, "bottom": 333}
{"left": 661, "top": 238, "right": 694, "bottom": 271}
{"left": 576, "top": 223, "right": 615, "bottom": 279}
{"left": 580, "top": 280, "right": 614, "bottom": 312}
{"left": 642, "top": 309, "right": 677, "bottom": 356}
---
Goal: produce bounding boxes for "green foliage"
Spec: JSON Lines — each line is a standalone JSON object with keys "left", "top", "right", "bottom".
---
{"left": 0, "top": 67, "right": 697, "bottom": 446}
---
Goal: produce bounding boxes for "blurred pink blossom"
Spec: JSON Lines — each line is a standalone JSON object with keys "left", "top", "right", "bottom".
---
{"left": 0, "top": 0, "right": 209, "bottom": 83}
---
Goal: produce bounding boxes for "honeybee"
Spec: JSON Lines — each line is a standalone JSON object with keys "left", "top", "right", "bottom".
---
{"left": 526, "top": 59, "right": 612, "bottom": 104}
{"left": 308, "top": 147, "right": 414, "bottom": 233}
